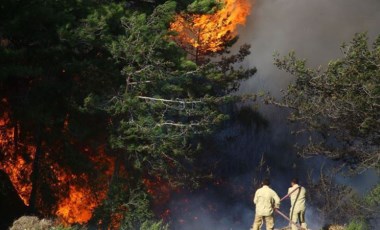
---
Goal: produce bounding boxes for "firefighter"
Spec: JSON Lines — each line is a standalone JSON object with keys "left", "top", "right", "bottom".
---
{"left": 288, "top": 178, "right": 307, "bottom": 230}
{"left": 251, "top": 178, "right": 281, "bottom": 230}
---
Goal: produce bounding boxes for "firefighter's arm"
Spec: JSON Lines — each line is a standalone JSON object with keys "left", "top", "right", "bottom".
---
{"left": 273, "top": 192, "right": 280, "bottom": 209}
{"left": 253, "top": 191, "right": 258, "bottom": 204}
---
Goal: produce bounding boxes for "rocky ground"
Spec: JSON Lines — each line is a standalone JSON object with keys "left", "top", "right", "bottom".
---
{"left": 9, "top": 216, "right": 53, "bottom": 230}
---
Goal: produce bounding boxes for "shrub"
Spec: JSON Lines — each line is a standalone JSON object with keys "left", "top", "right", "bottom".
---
{"left": 346, "top": 219, "right": 369, "bottom": 230}
{"left": 10, "top": 216, "right": 53, "bottom": 230}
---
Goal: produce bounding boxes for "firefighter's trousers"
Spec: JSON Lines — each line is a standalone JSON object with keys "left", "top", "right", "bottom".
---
{"left": 290, "top": 209, "right": 307, "bottom": 230}
{"left": 252, "top": 214, "right": 274, "bottom": 230}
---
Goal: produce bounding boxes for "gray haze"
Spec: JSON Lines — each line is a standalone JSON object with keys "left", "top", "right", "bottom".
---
{"left": 172, "top": 0, "right": 380, "bottom": 229}
{"left": 237, "top": 0, "right": 380, "bottom": 192}
{"left": 237, "top": 0, "right": 380, "bottom": 97}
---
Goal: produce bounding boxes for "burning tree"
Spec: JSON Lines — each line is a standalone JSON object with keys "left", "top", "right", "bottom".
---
{"left": 83, "top": 2, "right": 255, "bottom": 227}
{"left": 0, "top": 0, "right": 119, "bottom": 224}
{"left": 170, "top": 0, "right": 251, "bottom": 63}
{"left": 0, "top": 0, "right": 255, "bottom": 228}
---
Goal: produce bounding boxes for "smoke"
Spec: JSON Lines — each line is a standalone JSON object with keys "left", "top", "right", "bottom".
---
{"left": 237, "top": 0, "right": 380, "bottom": 97}
{"left": 169, "top": 191, "right": 253, "bottom": 230}
{"left": 170, "top": 0, "right": 380, "bottom": 229}
{"left": 306, "top": 206, "right": 325, "bottom": 230}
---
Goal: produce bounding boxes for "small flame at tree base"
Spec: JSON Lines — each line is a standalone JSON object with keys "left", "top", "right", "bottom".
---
{"left": 56, "top": 184, "right": 103, "bottom": 224}
{"left": 54, "top": 146, "right": 115, "bottom": 224}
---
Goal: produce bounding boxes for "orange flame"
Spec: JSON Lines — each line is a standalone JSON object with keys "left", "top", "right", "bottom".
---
{"left": 143, "top": 177, "right": 171, "bottom": 206}
{"left": 170, "top": 0, "right": 251, "bottom": 57}
{"left": 1, "top": 101, "right": 175, "bottom": 226}
{"left": 1, "top": 105, "right": 114, "bottom": 224}
{"left": 0, "top": 111, "right": 34, "bottom": 205}
{"left": 55, "top": 146, "right": 114, "bottom": 224}
{"left": 1, "top": 149, "right": 35, "bottom": 205}
{"left": 56, "top": 183, "right": 100, "bottom": 224}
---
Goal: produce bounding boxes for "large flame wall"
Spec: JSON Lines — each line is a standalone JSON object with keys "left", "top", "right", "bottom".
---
{"left": 0, "top": 102, "right": 114, "bottom": 224}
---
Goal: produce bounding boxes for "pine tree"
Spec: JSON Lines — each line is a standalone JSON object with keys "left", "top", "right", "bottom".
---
{"left": 1, "top": 0, "right": 255, "bottom": 227}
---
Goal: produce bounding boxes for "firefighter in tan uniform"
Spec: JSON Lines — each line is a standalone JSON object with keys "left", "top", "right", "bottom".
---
{"left": 251, "top": 178, "right": 281, "bottom": 230}
{"left": 288, "top": 178, "right": 307, "bottom": 230}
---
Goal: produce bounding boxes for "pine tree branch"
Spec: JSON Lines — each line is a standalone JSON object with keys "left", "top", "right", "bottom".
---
{"left": 137, "top": 96, "right": 203, "bottom": 104}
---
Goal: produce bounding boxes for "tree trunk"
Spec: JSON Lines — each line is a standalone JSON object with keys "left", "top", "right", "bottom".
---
{"left": 110, "top": 153, "right": 121, "bottom": 185}
{"left": 28, "top": 126, "right": 43, "bottom": 214}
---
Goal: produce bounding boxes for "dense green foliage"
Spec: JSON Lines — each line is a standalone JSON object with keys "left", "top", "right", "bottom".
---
{"left": 306, "top": 169, "right": 380, "bottom": 226}
{"left": 274, "top": 33, "right": 380, "bottom": 171}
{"left": 0, "top": 0, "right": 254, "bottom": 228}
{"left": 346, "top": 219, "right": 370, "bottom": 230}
{"left": 275, "top": 33, "right": 380, "bottom": 228}
{"left": 365, "top": 184, "right": 380, "bottom": 206}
